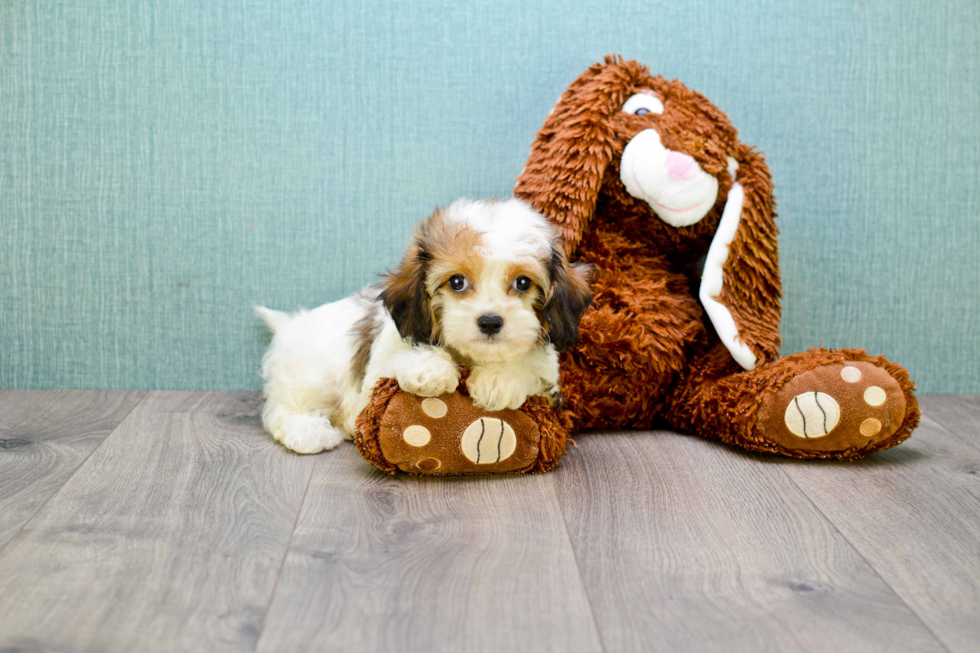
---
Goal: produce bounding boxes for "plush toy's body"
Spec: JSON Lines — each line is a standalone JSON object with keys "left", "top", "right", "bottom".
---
{"left": 513, "top": 56, "right": 918, "bottom": 459}
{"left": 356, "top": 56, "right": 919, "bottom": 472}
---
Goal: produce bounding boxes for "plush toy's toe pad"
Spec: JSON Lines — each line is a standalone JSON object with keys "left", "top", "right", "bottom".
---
{"left": 758, "top": 362, "right": 907, "bottom": 453}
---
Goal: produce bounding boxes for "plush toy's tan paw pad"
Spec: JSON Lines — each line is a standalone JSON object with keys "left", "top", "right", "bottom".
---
{"left": 759, "top": 362, "right": 907, "bottom": 453}
{"left": 783, "top": 391, "right": 840, "bottom": 438}
{"left": 461, "top": 418, "right": 517, "bottom": 464}
{"left": 377, "top": 392, "right": 540, "bottom": 474}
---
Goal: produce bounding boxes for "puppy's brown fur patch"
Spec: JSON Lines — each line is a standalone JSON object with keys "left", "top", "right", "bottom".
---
{"left": 380, "top": 207, "right": 486, "bottom": 345}
{"left": 421, "top": 210, "right": 486, "bottom": 296}
{"left": 350, "top": 293, "right": 382, "bottom": 391}
{"left": 541, "top": 248, "right": 593, "bottom": 352}
{"left": 379, "top": 242, "right": 437, "bottom": 345}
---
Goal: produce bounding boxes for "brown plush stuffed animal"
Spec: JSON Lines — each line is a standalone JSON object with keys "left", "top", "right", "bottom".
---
{"left": 511, "top": 55, "right": 918, "bottom": 459}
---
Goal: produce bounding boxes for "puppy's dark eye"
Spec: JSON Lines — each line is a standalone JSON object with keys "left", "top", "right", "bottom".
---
{"left": 448, "top": 274, "right": 468, "bottom": 292}
{"left": 513, "top": 276, "right": 532, "bottom": 292}
{"left": 635, "top": 108, "right": 649, "bottom": 116}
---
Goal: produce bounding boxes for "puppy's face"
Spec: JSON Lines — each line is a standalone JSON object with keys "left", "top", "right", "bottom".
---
{"left": 380, "top": 199, "right": 592, "bottom": 364}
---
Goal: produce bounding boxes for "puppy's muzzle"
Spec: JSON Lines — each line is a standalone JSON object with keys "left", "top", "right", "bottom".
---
{"left": 477, "top": 314, "right": 504, "bottom": 336}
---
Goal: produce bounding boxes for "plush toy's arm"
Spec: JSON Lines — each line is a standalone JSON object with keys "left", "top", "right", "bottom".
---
{"left": 699, "top": 146, "right": 782, "bottom": 370}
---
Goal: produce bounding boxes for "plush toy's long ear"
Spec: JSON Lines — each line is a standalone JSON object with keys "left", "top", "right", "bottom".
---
{"left": 515, "top": 57, "right": 635, "bottom": 256}
{"left": 379, "top": 234, "right": 435, "bottom": 346}
{"left": 699, "top": 145, "right": 782, "bottom": 370}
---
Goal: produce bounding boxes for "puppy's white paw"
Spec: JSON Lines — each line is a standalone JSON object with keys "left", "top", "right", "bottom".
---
{"left": 468, "top": 366, "right": 528, "bottom": 412}
{"left": 275, "top": 413, "right": 345, "bottom": 454}
{"left": 398, "top": 354, "right": 461, "bottom": 397}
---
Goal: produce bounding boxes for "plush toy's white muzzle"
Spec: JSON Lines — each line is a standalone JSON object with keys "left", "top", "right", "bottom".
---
{"left": 619, "top": 129, "right": 719, "bottom": 227}
{"left": 619, "top": 129, "right": 757, "bottom": 371}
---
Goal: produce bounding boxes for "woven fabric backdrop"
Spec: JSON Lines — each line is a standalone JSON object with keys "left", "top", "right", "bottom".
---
{"left": 1, "top": 0, "right": 978, "bottom": 392}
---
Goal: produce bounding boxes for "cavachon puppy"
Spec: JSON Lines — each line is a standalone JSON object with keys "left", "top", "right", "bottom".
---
{"left": 256, "top": 199, "right": 592, "bottom": 454}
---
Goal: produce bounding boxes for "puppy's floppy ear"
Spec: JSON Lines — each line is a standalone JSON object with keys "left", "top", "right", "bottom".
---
{"left": 515, "top": 55, "right": 643, "bottom": 256}
{"left": 379, "top": 231, "right": 435, "bottom": 346}
{"left": 542, "top": 247, "right": 593, "bottom": 352}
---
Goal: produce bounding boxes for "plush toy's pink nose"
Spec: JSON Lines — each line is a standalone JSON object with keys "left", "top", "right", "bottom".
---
{"left": 666, "top": 151, "right": 700, "bottom": 181}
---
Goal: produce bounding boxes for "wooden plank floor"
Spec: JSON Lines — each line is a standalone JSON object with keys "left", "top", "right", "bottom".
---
{"left": 0, "top": 392, "right": 977, "bottom": 653}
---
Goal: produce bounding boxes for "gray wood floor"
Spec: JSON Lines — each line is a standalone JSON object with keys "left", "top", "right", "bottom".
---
{"left": 0, "top": 392, "right": 977, "bottom": 653}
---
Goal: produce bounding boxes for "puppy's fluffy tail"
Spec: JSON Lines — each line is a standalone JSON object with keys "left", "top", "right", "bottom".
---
{"left": 254, "top": 306, "right": 290, "bottom": 333}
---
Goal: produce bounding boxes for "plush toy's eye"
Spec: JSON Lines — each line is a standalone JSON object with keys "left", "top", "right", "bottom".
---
{"left": 448, "top": 274, "right": 468, "bottom": 292}
{"left": 513, "top": 276, "right": 532, "bottom": 292}
{"left": 622, "top": 93, "right": 664, "bottom": 116}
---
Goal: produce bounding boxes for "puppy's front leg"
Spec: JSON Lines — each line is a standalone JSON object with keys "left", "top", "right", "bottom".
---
{"left": 468, "top": 364, "right": 528, "bottom": 411}
{"left": 469, "top": 347, "right": 559, "bottom": 412}
{"left": 393, "top": 345, "right": 461, "bottom": 397}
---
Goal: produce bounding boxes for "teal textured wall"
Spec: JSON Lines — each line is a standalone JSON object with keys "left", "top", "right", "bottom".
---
{"left": 1, "top": 0, "right": 978, "bottom": 392}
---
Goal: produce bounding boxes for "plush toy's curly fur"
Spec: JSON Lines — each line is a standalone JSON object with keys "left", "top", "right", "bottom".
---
{"left": 357, "top": 56, "right": 919, "bottom": 468}
{"left": 355, "top": 379, "right": 405, "bottom": 475}
{"left": 511, "top": 56, "right": 919, "bottom": 459}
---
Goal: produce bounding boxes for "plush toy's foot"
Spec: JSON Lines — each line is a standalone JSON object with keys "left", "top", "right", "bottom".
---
{"left": 667, "top": 348, "right": 919, "bottom": 460}
{"left": 756, "top": 361, "right": 908, "bottom": 455}
{"left": 354, "top": 378, "right": 571, "bottom": 475}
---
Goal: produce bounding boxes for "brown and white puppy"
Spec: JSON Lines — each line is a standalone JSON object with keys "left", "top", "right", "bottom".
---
{"left": 255, "top": 199, "right": 592, "bottom": 454}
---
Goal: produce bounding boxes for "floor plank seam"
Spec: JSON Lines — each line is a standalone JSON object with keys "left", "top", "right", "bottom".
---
{"left": 552, "top": 471, "right": 609, "bottom": 653}
{"left": 777, "top": 465, "right": 955, "bottom": 653}
{"left": 0, "top": 390, "right": 149, "bottom": 559}
{"left": 251, "top": 457, "right": 316, "bottom": 653}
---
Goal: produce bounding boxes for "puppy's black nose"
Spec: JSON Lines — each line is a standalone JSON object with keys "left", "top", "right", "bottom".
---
{"left": 477, "top": 314, "right": 504, "bottom": 335}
